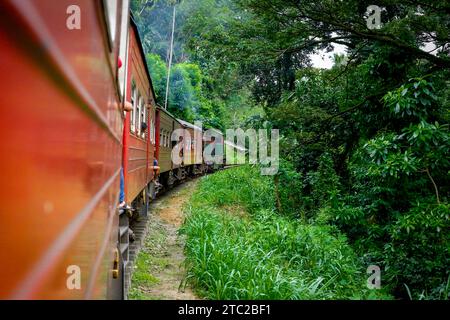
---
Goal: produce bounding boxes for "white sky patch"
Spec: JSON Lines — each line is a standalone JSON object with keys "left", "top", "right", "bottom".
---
{"left": 309, "top": 38, "right": 442, "bottom": 69}
{"left": 309, "top": 43, "right": 347, "bottom": 69}
{"left": 421, "top": 41, "right": 438, "bottom": 55}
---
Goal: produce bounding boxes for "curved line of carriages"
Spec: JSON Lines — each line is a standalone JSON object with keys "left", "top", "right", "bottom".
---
{"left": 119, "top": 16, "right": 246, "bottom": 298}
{"left": 119, "top": 107, "right": 245, "bottom": 298}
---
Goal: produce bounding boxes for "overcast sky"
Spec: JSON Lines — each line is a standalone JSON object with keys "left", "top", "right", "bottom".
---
{"left": 309, "top": 41, "right": 440, "bottom": 69}
{"left": 309, "top": 43, "right": 347, "bottom": 69}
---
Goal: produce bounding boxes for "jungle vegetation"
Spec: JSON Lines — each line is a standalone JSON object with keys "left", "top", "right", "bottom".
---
{"left": 132, "top": 0, "right": 449, "bottom": 299}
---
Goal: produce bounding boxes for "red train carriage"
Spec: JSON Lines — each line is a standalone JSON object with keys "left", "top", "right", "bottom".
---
{"left": 0, "top": 0, "right": 230, "bottom": 300}
{"left": 116, "top": 16, "right": 159, "bottom": 297}
{"left": 122, "top": 16, "right": 157, "bottom": 216}
{"left": 0, "top": 0, "right": 130, "bottom": 299}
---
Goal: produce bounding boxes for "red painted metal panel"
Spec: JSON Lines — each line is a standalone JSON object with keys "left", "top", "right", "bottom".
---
{"left": 126, "top": 136, "right": 147, "bottom": 202}
{"left": 122, "top": 20, "right": 156, "bottom": 203}
{"left": 0, "top": 0, "right": 125, "bottom": 299}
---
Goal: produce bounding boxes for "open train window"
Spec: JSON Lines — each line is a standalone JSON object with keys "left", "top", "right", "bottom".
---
{"left": 130, "top": 82, "right": 136, "bottom": 132}
{"left": 136, "top": 95, "right": 142, "bottom": 135}
{"left": 141, "top": 102, "right": 146, "bottom": 138}
{"left": 150, "top": 120, "right": 155, "bottom": 144}
{"left": 153, "top": 121, "right": 156, "bottom": 144}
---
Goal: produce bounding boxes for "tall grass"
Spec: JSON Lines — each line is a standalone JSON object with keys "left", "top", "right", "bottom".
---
{"left": 181, "top": 165, "right": 388, "bottom": 299}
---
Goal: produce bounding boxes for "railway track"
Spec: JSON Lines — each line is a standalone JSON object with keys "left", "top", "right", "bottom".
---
{"left": 123, "top": 176, "right": 199, "bottom": 299}
{"left": 124, "top": 211, "right": 151, "bottom": 298}
{"left": 123, "top": 166, "right": 242, "bottom": 298}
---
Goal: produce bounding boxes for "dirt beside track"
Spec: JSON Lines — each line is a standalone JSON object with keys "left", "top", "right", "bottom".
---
{"left": 128, "top": 179, "right": 199, "bottom": 300}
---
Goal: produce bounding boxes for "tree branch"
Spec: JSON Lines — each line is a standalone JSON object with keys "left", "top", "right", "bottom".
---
{"left": 284, "top": 10, "right": 450, "bottom": 68}
{"left": 424, "top": 168, "right": 441, "bottom": 204}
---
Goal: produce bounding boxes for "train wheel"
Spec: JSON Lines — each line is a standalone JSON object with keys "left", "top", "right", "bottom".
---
{"left": 177, "top": 167, "right": 185, "bottom": 181}
{"left": 168, "top": 170, "right": 175, "bottom": 186}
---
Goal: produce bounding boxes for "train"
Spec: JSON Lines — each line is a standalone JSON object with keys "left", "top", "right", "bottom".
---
{"left": 0, "top": 0, "right": 239, "bottom": 299}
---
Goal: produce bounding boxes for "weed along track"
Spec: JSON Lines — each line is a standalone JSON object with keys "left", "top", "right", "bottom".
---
{"left": 128, "top": 179, "right": 200, "bottom": 300}
{"left": 128, "top": 165, "right": 387, "bottom": 300}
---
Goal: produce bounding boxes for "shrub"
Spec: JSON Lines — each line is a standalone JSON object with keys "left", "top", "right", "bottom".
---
{"left": 181, "top": 166, "right": 389, "bottom": 299}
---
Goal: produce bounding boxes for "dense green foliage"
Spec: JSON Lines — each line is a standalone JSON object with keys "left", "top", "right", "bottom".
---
{"left": 177, "top": 0, "right": 450, "bottom": 299}
{"left": 132, "top": 0, "right": 260, "bottom": 130}
{"left": 182, "top": 166, "right": 388, "bottom": 299}
{"left": 133, "top": 0, "right": 450, "bottom": 299}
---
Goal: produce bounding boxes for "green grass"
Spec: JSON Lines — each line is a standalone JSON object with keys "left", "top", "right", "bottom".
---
{"left": 128, "top": 217, "right": 168, "bottom": 300}
{"left": 181, "top": 165, "right": 390, "bottom": 299}
{"left": 131, "top": 251, "right": 160, "bottom": 286}
{"left": 128, "top": 250, "right": 160, "bottom": 300}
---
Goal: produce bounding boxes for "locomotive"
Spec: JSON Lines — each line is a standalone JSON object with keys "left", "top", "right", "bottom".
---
{"left": 0, "top": 0, "right": 232, "bottom": 299}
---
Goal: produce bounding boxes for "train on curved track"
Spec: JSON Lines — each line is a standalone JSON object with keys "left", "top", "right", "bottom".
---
{"left": 0, "top": 0, "right": 243, "bottom": 299}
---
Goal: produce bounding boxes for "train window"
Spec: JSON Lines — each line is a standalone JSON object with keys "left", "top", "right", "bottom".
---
{"left": 103, "top": 0, "right": 119, "bottom": 45}
{"left": 141, "top": 102, "right": 146, "bottom": 138}
{"left": 153, "top": 122, "right": 156, "bottom": 143}
{"left": 152, "top": 118, "right": 154, "bottom": 143}
{"left": 164, "top": 131, "right": 167, "bottom": 147}
{"left": 136, "top": 95, "right": 142, "bottom": 135}
{"left": 118, "top": 0, "right": 130, "bottom": 100}
{"left": 143, "top": 108, "right": 147, "bottom": 139}
{"left": 149, "top": 120, "right": 152, "bottom": 143}
{"left": 151, "top": 121, "right": 155, "bottom": 144}
{"left": 130, "top": 82, "right": 136, "bottom": 132}
{"left": 186, "top": 138, "right": 191, "bottom": 150}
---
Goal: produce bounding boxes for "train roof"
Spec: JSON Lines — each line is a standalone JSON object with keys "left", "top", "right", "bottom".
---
{"left": 156, "top": 104, "right": 184, "bottom": 125}
{"left": 177, "top": 119, "right": 202, "bottom": 131}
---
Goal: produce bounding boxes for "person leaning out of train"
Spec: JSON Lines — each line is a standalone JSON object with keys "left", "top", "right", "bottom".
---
{"left": 123, "top": 101, "right": 133, "bottom": 115}
{"left": 118, "top": 167, "right": 131, "bottom": 210}
{"left": 152, "top": 154, "right": 161, "bottom": 188}
{"left": 140, "top": 122, "right": 148, "bottom": 139}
